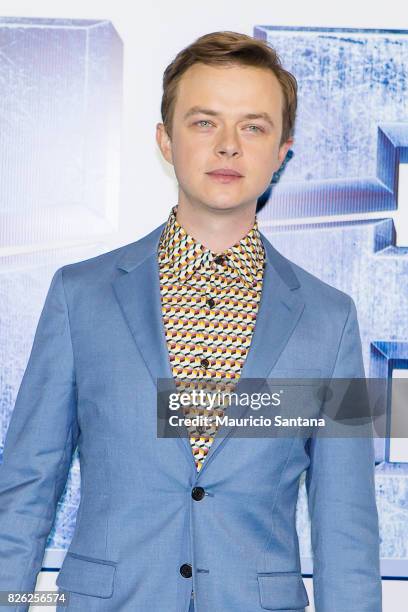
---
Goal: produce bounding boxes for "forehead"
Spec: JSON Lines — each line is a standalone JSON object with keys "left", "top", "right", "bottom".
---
{"left": 174, "top": 62, "right": 284, "bottom": 116}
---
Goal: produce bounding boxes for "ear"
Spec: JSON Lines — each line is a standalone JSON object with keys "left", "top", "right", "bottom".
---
{"left": 156, "top": 122, "right": 173, "bottom": 165}
{"left": 277, "top": 137, "right": 294, "bottom": 166}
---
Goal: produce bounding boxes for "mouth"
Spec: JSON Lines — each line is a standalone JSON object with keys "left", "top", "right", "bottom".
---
{"left": 205, "top": 168, "right": 244, "bottom": 184}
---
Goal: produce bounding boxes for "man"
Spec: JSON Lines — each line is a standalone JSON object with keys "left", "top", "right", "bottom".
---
{"left": 0, "top": 31, "right": 382, "bottom": 611}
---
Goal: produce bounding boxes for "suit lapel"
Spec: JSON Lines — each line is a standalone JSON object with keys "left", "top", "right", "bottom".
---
{"left": 112, "top": 224, "right": 197, "bottom": 468}
{"left": 112, "top": 255, "right": 172, "bottom": 382}
{"left": 111, "top": 224, "right": 305, "bottom": 478}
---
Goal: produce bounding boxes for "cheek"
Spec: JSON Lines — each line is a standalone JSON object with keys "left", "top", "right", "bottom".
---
{"left": 246, "top": 147, "right": 275, "bottom": 173}
{"left": 256, "top": 146, "right": 281, "bottom": 175}
{"left": 172, "top": 139, "right": 207, "bottom": 175}
{"left": 244, "top": 135, "right": 276, "bottom": 157}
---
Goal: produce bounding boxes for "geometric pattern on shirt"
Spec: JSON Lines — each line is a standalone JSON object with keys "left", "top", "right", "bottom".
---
{"left": 158, "top": 205, "right": 265, "bottom": 472}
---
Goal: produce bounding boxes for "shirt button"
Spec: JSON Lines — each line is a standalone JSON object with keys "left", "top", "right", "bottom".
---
{"left": 214, "top": 255, "right": 225, "bottom": 265}
{"left": 201, "top": 358, "right": 209, "bottom": 369}
{"left": 180, "top": 563, "right": 192, "bottom": 578}
{"left": 207, "top": 297, "right": 215, "bottom": 308}
{"left": 192, "top": 486, "right": 206, "bottom": 501}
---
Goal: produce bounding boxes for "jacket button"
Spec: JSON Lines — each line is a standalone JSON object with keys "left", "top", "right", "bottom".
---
{"left": 180, "top": 563, "right": 192, "bottom": 578}
{"left": 192, "top": 486, "right": 205, "bottom": 501}
{"left": 201, "top": 358, "right": 209, "bottom": 369}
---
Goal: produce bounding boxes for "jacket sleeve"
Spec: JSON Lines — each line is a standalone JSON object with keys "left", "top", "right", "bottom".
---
{"left": 305, "top": 297, "right": 382, "bottom": 612}
{"left": 0, "top": 267, "right": 79, "bottom": 611}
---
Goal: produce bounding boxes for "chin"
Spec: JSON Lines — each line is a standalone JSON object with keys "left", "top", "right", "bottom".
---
{"left": 199, "top": 183, "right": 263, "bottom": 212}
{"left": 199, "top": 190, "right": 250, "bottom": 209}
{"left": 202, "top": 200, "right": 247, "bottom": 213}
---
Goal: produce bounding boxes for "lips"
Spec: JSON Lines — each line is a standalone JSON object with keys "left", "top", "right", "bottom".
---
{"left": 206, "top": 168, "right": 243, "bottom": 177}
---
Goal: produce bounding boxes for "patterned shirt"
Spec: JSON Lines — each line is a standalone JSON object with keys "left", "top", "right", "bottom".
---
{"left": 158, "top": 205, "right": 265, "bottom": 472}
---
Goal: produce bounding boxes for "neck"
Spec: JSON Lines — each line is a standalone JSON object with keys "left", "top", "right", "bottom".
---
{"left": 175, "top": 200, "right": 257, "bottom": 253}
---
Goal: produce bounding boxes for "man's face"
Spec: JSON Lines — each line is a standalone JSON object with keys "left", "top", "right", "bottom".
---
{"left": 156, "top": 62, "right": 293, "bottom": 214}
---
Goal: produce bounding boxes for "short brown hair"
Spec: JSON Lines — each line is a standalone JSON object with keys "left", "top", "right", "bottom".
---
{"left": 161, "top": 31, "right": 297, "bottom": 146}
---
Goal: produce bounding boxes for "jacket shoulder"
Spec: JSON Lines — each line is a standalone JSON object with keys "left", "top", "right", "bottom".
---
{"left": 58, "top": 223, "right": 165, "bottom": 283}
{"left": 270, "top": 242, "right": 353, "bottom": 315}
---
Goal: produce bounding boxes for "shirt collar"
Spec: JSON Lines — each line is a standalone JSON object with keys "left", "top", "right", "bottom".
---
{"left": 158, "top": 205, "right": 265, "bottom": 288}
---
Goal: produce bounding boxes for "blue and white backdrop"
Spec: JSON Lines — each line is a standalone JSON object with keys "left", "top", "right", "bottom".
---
{"left": 0, "top": 10, "right": 407, "bottom": 609}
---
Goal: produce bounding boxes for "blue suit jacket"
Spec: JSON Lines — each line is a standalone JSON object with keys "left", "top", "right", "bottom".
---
{"left": 0, "top": 223, "right": 382, "bottom": 612}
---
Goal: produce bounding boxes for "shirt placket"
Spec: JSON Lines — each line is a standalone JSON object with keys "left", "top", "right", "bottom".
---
{"left": 187, "top": 256, "right": 226, "bottom": 464}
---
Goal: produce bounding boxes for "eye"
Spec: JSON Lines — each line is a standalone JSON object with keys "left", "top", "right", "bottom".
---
{"left": 195, "top": 120, "right": 213, "bottom": 128}
{"left": 245, "top": 125, "right": 264, "bottom": 133}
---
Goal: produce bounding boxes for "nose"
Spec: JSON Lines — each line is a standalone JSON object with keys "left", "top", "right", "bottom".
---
{"left": 214, "top": 126, "right": 242, "bottom": 159}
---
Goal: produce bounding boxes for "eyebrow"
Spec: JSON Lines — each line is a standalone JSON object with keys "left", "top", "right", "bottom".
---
{"left": 183, "top": 106, "right": 275, "bottom": 127}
